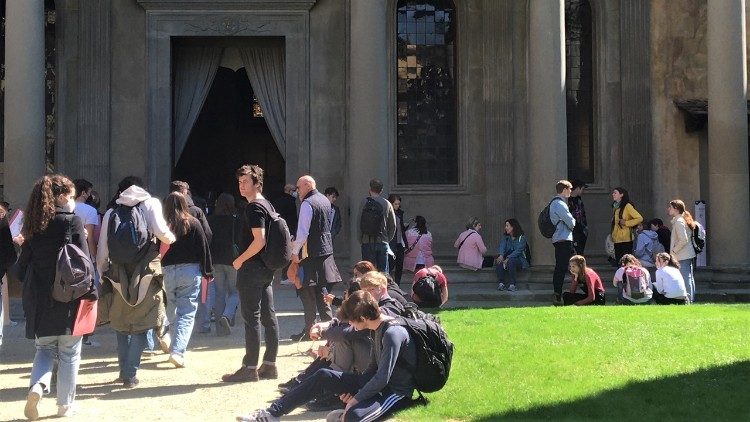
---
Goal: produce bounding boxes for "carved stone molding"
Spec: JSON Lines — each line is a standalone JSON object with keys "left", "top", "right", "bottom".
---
{"left": 137, "top": 0, "right": 317, "bottom": 11}
{"left": 185, "top": 16, "right": 271, "bottom": 35}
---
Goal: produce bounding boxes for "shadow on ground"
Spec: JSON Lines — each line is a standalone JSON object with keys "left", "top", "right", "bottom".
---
{"left": 472, "top": 361, "right": 750, "bottom": 421}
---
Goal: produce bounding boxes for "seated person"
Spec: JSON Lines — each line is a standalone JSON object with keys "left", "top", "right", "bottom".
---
{"left": 454, "top": 217, "right": 489, "bottom": 271}
{"left": 563, "top": 255, "right": 605, "bottom": 306}
{"left": 633, "top": 222, "right": 664, "bottom": 268}
{"left": 238, "top": 290, "right": 416, "bottom": 422}
{"left": 495, "top": 218, "right": 529, "bottom": 292}
{"left": 653, "top": 252, "right": 689, "bottom": 305}
{"left": 612, "top": 254, "right": 653, "bottom": 305}
{"left": 411, "top": 265, "right": 449, "bottom": 309}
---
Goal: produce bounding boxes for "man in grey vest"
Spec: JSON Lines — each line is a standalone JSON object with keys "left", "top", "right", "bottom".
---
{"left": 289, "top": 175, "right": 341, "bottom": 341}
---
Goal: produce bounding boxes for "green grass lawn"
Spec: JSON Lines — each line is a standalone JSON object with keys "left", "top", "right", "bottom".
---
{"left": 396, "top": 305, "right": 750, "bottom": 421}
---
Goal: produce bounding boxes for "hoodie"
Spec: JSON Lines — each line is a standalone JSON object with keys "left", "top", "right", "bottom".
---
{"left": 633, "top": 230, "right": 662, "bottom": 267}
{"left": 96, "top": 186, "right": 175, "bottom": 274}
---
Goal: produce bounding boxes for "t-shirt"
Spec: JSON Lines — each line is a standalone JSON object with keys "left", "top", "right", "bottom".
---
{"left": 239, "top": 201, "right": 268, "bottom": 264}
{"left": 74, "top": 202, "right": 100, "bottom": 228}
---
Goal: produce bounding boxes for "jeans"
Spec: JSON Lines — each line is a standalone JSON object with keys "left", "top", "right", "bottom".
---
{"left": 495, "top": 257, "right": 524, "bottom": 286}
{"left": 145, "top": 328, "right": 157, "bottom": 351}
{"left": 116, "top": 331, "right": 148, "bottom": 379}
{"left": 163, "top": 263, "right": 202, "bottom": 356}
{"left": 361, "top": 242, "right": 389, "bottom": 273}
{"left": 237, "top": 263, "right": 279, "bottom": 367}
{"left": 213, "top": 264, "right": 239, "bottom": 319}
{"left": 553, "top": 241, "right": 575, "bottom": 296}
{"left": 30, "top": 335, "right": 82, "bottom": 406}
{"left": 198, "top": 279, "right": 216, "bottom": 331}
{"left": 679, "top": 259, "right": 695, "bottom": 303}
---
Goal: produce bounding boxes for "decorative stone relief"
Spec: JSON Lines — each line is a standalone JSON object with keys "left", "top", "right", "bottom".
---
{"left": 186, "top": 17, "right": 270, "bottom": 35}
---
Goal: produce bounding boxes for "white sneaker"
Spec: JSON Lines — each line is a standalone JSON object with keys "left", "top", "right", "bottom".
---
{"left": 507, "top": 284, "right": 517, "bottom": 292}
{"left": 497, "top": 283, "right": 506, "bottom": 291}
{"left": 168, "top": 353, "right": 185, "bottom": 368}
{"left": 57, "top": 404, "right": 76, "bottom": 417}
{"left": 24, "top": 383, "right": 43, "bottom": 421}
{"left": 326, "top": 409, "right": 346, "bottom": 422}
{"left": 236, "top": 409, "right": 279, "bottom": 422}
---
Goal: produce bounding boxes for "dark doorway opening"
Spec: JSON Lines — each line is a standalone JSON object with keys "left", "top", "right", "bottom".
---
{"left": 173, "top": 66, "right": 284, "bottom": 206}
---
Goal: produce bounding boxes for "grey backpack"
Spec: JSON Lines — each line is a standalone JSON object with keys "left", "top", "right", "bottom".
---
{"left": 52, "top": 217, "right": 95, "bottom": 303}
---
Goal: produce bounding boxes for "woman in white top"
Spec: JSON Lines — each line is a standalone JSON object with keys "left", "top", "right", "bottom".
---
{"left": 653, "top": 252, "right": 689, "bottom": 305}
{"left": 454, "top": 217, "right": 488, "bottom": 271}
{"left": 667, "top": 199, "right": 696, "bottom": 303}
{"left": 612, "top": 254, "right": 652, "bottom": 305}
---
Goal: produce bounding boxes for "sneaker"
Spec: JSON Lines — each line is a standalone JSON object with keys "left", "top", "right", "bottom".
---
{"left": 57, "top": 404, "right": 75, "bottom": 417}
{"left": 236, "top": 409, "right": 279, "bottom": 422}
{"left": 168, "top": 353, "right": 186, "bottom": 368}
{"left": 552, "top": 294, "right": 563, "bottom": 306}
{"left": 257, "top": 363, "right": 278, "bottom": 379}
{"left": 278, "top": 377, "right": 299, "bottom": 393}
{"left": 123, "top": 377, "right": 139, "bottom": 388}
{"left": 158, "top": 332, "right": 171, "bottom": 354}
{"left": 222, "top": 366, "right": 259, "bottom": 383}
{"left": 305, "top": 394, "right": 344, "bottom": 412}
{"left": 507, "top": 284, "right": 517, "bottom": 292}
{"left": 228, "top": 315, "right": 237, "bottom": 327}
{"left": 216, "top": 316, "right": 231, "bottom": 337}
{"left": 497, "top": 283, "right": 506, "bottom": 291}
{"left": 326, "top": 409, "right": 346, "bottom": 422}
{"left": 24, "top": 383, "right": 43, "bottom": 421}
{"left": 290, "top": 332, "right": 310, "bottom": 342}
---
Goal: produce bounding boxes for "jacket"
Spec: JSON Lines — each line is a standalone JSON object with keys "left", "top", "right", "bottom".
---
{"left": 497, "top": 234, "right": 530, "bottom": 269}
{"left": 403, "top": 229, "right": 433, "bottom": 272}
{"left": 301, "top": 189, "right": 334, "bottom": 257}
{"left": 330, "top": 203, "right": 342, "bottom": 239}
{"left": 633, "top": 230, "right": 661, "bottom": 267}
{"left": 17, "top": 209, "right": 93, "bottom": 339}
{"left": 358, "top": 195, "right": 397, "bottom": 245}
{"left": 550, "top": 196, "right": 575, "bottom": 243}
{"left": 454, "top": 229, "right": 487, "bottom": 271}
{"left": 611, "top": 203, "right": 643, "bottom": 243}
{"left": 670, "top": 215, "right": 696, "bottom": 261}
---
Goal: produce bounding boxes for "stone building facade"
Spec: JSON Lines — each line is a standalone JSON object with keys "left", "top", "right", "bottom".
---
{"left": 2, "top": 0, "right": 748, "bottom": 268}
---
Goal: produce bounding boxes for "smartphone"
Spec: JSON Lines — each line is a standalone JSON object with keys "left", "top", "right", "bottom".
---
{"left": 321, "top": 287, "right": 328, "bottom": 296}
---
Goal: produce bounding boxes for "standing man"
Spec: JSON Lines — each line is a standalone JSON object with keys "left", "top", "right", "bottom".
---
{"left": 568, "top": 179, "right": 588, "bottom": 254}
{"left": 358, "top": 179, "right": 396, "bottom": 272}
{"left": 222, "top": 165, "right": 279, "bottom": 383}
{"left": 289, "top": 176, "right": 341, "bottom": 341}
{"left": 324, "top": 187, "right": 342, "bottom": 240}
{"left": 73, "top": 179, "right": 100, "bottom": 260}
{"left": 550, "top": 180, "right": 576, "bottom": 305}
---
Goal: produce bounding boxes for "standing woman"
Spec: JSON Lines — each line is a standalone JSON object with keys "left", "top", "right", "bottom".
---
{"left": 610, "top": 187, "right": 643, "bottom": 263}
{"left": 18, "top": 175, "right": 93, "bottom": 419}
{"left": 495, "top": 218, "right": 529, "bottom": 292}
{"left": 563, "top": 255, "right": 605, "bottom": 306}
{"left": 387, "top": 194, "right": 408, "bottom": 285}
{"left": 667, "top": 200, "right": 696, "bottom": 303}
{"left": 161, "top": 192, "right": 213, "bottom": 368}
{"left": 207, "top": 193, "right": 240, "bottom": 336}
{"left": 454, "top": 217, "right": 488, "bottom": 272}
{"left": 403, "top": 215, "right": 433, "bottom": 273}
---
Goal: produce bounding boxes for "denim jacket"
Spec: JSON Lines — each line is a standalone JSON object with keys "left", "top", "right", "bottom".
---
{"left": 497, "top": 234, "right": 530, "bottom": 268}
{"left": 550, "top": 196, "right": 575, "bottom": 243}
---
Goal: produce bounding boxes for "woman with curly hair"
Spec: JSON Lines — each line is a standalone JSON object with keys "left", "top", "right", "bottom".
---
{"left": 17, "top": 174, "right": 92, "bottom": 419}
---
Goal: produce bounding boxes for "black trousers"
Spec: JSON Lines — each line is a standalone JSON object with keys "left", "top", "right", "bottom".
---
{"left": 299, "top": 255, "right": 335, "bottom": 333}
{"left": 562, "top": 291, "right": 606, "bottom": 306}
{"left": 573, "top": 230, "right": 588, "bottom": 255}
{"left": 614, "top": 241, "right": 633, "bottom": 264}
{"left": 388, "top": 243, "right": 405, "bottom": 286}
{"left": 553, "top": 241, "right": 575, "bottom": 296}
{"left": 236, "top": 264, "right": 279, "bottom": 367}
{"left": 653, "top": 290, "right": 688, "bottom": 305}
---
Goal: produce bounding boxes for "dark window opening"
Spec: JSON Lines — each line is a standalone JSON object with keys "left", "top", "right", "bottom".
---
{"left": 396, "top": 0, "right": 458, "bottom": 185}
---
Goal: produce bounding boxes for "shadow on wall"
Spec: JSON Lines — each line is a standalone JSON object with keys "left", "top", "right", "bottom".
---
{"left": 474, "top": 360, "right": 750, "bottom": 421}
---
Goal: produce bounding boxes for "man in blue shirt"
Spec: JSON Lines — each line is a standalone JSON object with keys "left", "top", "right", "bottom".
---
{"left": 550, "top": 180, "right": 576, "bottom": 305}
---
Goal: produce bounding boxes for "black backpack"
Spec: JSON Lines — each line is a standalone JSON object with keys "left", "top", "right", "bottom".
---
{"left": 52, "top": 217, "right": 95, "bottom": 303}
{"left": 413, "top": 273, "right": 442, "bottom": 308}
{"left": 251, "top": 200, "right": 292, "bottom": 270}
{"left": 389, "top": 316, "right": 454, "bottom": 394}
{"left": 401, "top": 301, "right": 441, "bottom": 324}
{"left": 538, "top": 197, "right": 563, "bottom": 238}
{"left": 108, "top": 203, "right": 151, "bottom": 265}
{"left": 692, "top": 222, "right": 706, "bottom": 254}
{"left": 360, "top": 197, "right": 385, "bottom": 237}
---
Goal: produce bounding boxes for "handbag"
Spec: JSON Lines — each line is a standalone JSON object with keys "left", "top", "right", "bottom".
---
{"left": 72, "top": 298, "right": 98, "bottom": 336}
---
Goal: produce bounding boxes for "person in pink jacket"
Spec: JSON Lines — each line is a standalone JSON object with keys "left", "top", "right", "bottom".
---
{"left": 403, "top": 216, "right": 433, "bottom": 272}
{"left": 454, "top": 217, "right": 488, "bottom": 271}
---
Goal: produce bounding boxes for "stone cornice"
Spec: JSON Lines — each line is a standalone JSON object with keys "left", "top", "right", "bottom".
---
{"left": 136, "top": 0, "right": 317, "bottom": 11}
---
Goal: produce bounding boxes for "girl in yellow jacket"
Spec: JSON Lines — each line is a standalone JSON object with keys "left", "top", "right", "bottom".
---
{"left": 611, "top": 187, "right": 643, "bottom": 262}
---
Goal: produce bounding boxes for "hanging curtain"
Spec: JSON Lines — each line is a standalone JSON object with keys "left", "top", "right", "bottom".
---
{"left": 173, "top": 45, "right": 223, "bottom": 162}
{"left": 238, "top": 40, "right": 286, "bottom": 159}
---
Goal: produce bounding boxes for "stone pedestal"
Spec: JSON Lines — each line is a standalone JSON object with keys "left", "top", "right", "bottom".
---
{"left": 347, "top": 0, "right": 389, "bottom": 264}
{"left": 3, "top": 0, "right": 46, "bottom": 207}
{"left": 707, "top": 0, "right": 750, "bottom": 265}
{"left": 528, "top": 0, "right": 567, "bottom": 265}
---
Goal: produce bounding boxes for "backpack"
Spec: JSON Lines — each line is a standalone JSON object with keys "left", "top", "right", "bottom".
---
{"left": 52, "top": 217, "right": 95, "bottom": 303}
{"left": 623, "top": 266, "right": 649, "bottom": 299}
{"left": 523, "top": 237, "right": 532, "bottom": 266}
{"left": 107, "top": 203, "right": 151, "bottom": 265}
{"left": 388, "top": 316, "right": 454, "bottom": 394}
{"left": 413, "top": 272, "right": 442, "bottom": 308}
{"left": 251, "top": 200, "right": 292, "bottom": 270}
{"left": 538, "top": 198, "right": 563, "bottom": 238}
{"left": 360, "top": 197, "right": 385, "bottom": 237}
{"left": 401, "top": 301, "right": 441, "bottom": 324}
{"left": 692, "top": 222, "right": 706, "bottom": 254}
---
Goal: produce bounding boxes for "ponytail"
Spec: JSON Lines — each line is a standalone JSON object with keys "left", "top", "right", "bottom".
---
{"left": 656, "top": 252, "right": 679, "bottom": 269}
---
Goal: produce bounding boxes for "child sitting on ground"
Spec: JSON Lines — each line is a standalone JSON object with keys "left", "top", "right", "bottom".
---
{"left": 563, "top": 255, "right": 605, "bottom": 306}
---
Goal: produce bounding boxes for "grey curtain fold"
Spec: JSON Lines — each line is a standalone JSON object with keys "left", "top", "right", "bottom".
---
{"left": 173, "top": 45, "right": 223, "bottom": 162}
{"left": 238, "top": 42, "right": 286, "bottom": 159}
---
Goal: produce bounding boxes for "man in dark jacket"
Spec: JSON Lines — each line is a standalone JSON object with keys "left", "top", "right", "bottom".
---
{"left": 324, "top": 187, "right": 342, "bottom": 240}
{"left": 272, "top": 184, "right": 299, "bottom": 237}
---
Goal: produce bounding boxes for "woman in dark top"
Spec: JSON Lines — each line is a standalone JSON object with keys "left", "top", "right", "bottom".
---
{"left": 206, "top": 193, "right": 240, "bottom": 336}
{"left": 161, "top": 192, "right": 213, "bottom": 368}
{"left": 18, "top": 174, "right": 92, "bottom": 419}
{"left": 387, "top": 195, "right": 409, "bottom": 285}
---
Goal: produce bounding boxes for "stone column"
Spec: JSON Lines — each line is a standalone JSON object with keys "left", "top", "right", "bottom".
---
{"left": 347, "top": 0, "right": 389, "bottom": 264}
{"left": 4, "top": 0, "right": 46, "bottom": 207}
{"left": 707, "top": 0, "right": 750, "bottom": 265}
{"left": 528, "top": 0, "right": 567, "bottom": 265}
